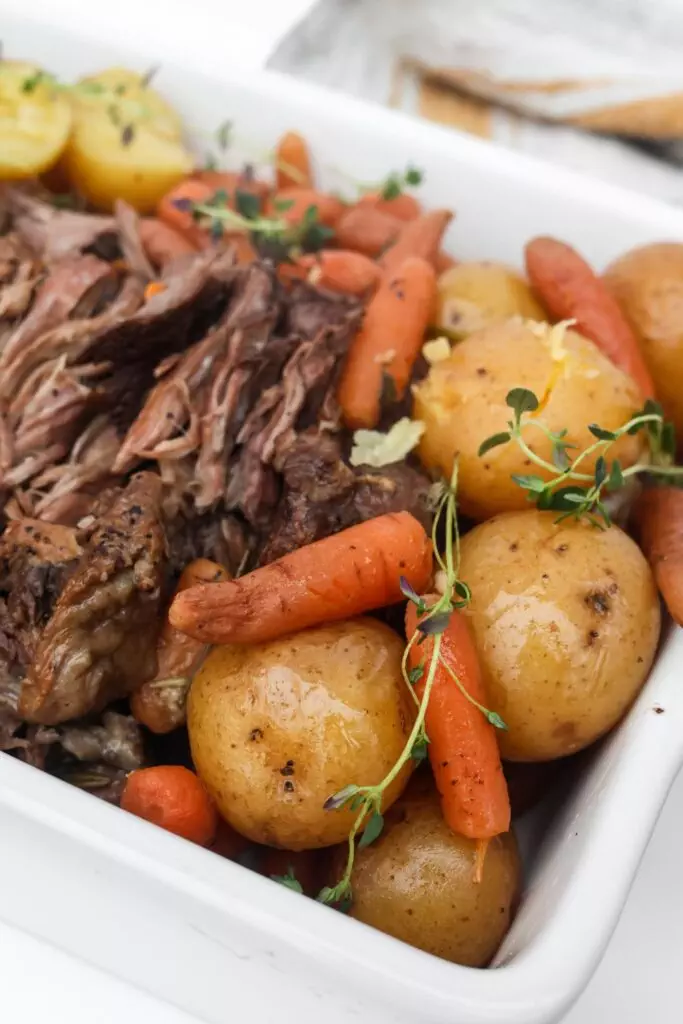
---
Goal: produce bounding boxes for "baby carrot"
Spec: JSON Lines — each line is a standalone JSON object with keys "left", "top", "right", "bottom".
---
{"left": 296, "top": 250, "right": 381, "bottom": 295}
{"left": 169, "top": 511, "right": 432, "bottom": 645}
{"left": 335, "top": 204, "right": 402, "bottom": 257}
{"left": 267, "top": 188, "right": 345, "bottom": 229}
{"left": 139, "top": 218, "right": 197, "bottom": 268}
{"left": 275, "top": 131, "right": 314, "bottom": 190}
{"left": 196, "top": 169, "right": 271, "bottom": 203}
{"left": 635, "top": 486, "right": 683, "bottom": 626}
{"left": 157, "top": 179, "right": 216, "bottom": 249}
{"left": 337, "top": 256, "right": 436, "bottom": 429}
{"left": 380, "top": 209, "right": 453, "bottom": 275}
{"left": 357, "top": 191, "right": 421, "bottom": 222}
{"left": 121, "top": 765, "right": 218, "bottom": 846}
{"left": 131, "top": 559, "right": 229, "bottom": 734}
{"left": 525, "top": 236, "right": 655, "bottom": 398}
{"left": 406, "top": 602, "right": 510, "bottom": 840}
{"left": 435, "top": 250, "right": 458, "bottom": 274}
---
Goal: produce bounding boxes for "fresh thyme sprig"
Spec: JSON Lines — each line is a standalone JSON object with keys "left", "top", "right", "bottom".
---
{"left": 479, "top": 389, "right": 683, "bottom": 526}
{"left": 174, "top": 189, "right": 334, "bottom": 260}
{"left": 317, "top": 463, "right": 505, "bottom": 911}
{"left": 271, "top": 866, "right": 304, "bottom": 894}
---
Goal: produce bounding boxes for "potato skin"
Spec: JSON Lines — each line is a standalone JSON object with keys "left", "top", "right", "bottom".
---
{"left": 62, "top": 67, "right": 193, "bottom": 212}
{"left": 604, "top": 244, "right": 683, "bottom": 450}
{"left": 188, "top": 619, "right": 414, "bottom": 850}
{"left": 459, "top": 511, "right": 661, "bottom": 761}
{"left": 340, "top": 780, "right": 520, "bottom": 967}
{"left": 414, "top": 320, "right": 644, "bottom": 520}
{"left": 0, "top": 61, "right": 72, "bottom": 179}
{"left": 435, "top": 261, "right": 545, "bottom": 340}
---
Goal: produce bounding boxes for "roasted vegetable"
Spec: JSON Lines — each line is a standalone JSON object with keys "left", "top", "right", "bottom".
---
{"left": 0, "top": 61, "right": 72, "bottom": 178}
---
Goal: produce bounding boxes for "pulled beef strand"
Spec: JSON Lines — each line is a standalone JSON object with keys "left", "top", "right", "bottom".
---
{"left": 19, "top": 472, "right": 168, "bottom": 725}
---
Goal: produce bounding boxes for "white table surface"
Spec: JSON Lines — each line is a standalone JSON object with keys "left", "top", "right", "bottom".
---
{"left": 1, "top": 1, "right": 681, "bottom": 1020}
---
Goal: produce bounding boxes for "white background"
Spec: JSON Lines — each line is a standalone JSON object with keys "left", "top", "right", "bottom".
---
{"left": 1, "top": 0, "right": 681, "bottom": 1020}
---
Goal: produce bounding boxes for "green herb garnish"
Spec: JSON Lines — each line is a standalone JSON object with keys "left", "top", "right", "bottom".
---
{"left": 317, "top": 463, "right": 503, "bottom": 910}
{"left": 377, "top": 165, "right": 424, "bottom": 200}
{"left": 479, "top": 390, "right": 683, "bottom": 526}
{"left": 271, "top": 866, "right": 304, "bottom": 894}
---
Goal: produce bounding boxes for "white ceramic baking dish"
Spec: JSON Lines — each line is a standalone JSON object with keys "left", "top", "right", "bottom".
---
{"left": 1, "top": 7, "right": 683, "bottom": 1024}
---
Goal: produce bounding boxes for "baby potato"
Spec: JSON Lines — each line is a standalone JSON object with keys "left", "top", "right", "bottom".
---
{"left": 62, "top": 67, "right": 193, "bottom": 212}
{"left": 187, "top": 619, "right": 415, "bottom": 850}
{"left": 414, "top": 319, "right": 644, "bottom": 520}
{"left": 459, "top": 510, "right": 660, "bottom": 761}
{"left": 337, "top": 779, "right": 520, "bottom": 966}
{"left": 0, "top": 61, "right": 72, "bottom": 179}
{"left": 604, "top": 244, "right": 683, "bottom": 450}
{"left": 435, "top": 261, "right": 546, "bottom": 340}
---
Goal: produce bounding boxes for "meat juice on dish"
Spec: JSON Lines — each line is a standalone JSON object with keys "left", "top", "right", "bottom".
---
{"left": 0, "top": 58, "right": 681, "bottom": 969}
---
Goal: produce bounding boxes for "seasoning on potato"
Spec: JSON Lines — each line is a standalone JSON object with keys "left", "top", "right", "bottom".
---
{"left": 187, "top": 618, "right": 415, "bottom": 850}
{"left": 414, "top": 319, "right": 645, "bottom": 520}
{"left": 435, "top": 260, "right": 545, "bottom": 340}
{"left": 0, "top": 61, "right": 72, "bottom": 178}
{"left": 459, "top": 510, "right": 661, "bottom": 761}
{"left": 335, "top": 777, "right": 521, "bottom": 967}
{"left": 61, "top": 66, "right": 194, "bottom": 212}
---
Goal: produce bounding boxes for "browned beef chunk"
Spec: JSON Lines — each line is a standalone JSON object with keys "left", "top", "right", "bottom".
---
{"left": 19, "top": 472, "right": 167, "bottom": 724}
{"left": 0, "top": 519, "right": 82, "bottom": 748}
{"left": 5, "top": 189, "right": 118, "bottom": 263}
{"left": 59, "top": 710, "right": 144, "bottom": 771}
{"left": 259, "top": 431, "right": 432, "bottom": 564}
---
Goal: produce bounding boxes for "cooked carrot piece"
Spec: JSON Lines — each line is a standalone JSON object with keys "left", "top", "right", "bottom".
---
{"left": 275, "top": 131, "right": 313, "bottom": 190}
{"left": 635, "top": 486, "right": 683, "bottom": 626}
{"left": 121, "top": 765, "right": 218, "bottom": 846}
{"left": 143, "top": 280, "right": 167, "bottom": 302}
{"left": 337, "top": 256, "right": 436, "bottom": 429}
{"left": 380, "top": 209, "right": 453, "bottom": 275}
{"left": 525, "top": 236, "right": 655, "bottom": 399}
{"left": 335, "top": 204, "right": 402, "bottom": 257}
{"left": 296, "top": 250, "right": 381, "bottom": 295}
{"left": 131, "top": 559, "right": 229, "bottom": 734}
{"left": 169, "top": 511, "right": 433, "bottom": 645}
{"left": 267, "top": 187, "right": 344, "bottom": 228}
{"left": 139, "top": 218, "right": 197, "bottom": 268}
{"left": 196, "top": 169, "right": 271, "bottom": 203}
{"left": 435, "top": 250, "right": 458, "bottom": 274}
{"left": 157, "top": 179, "right": 214, "bottom": 249}
{"left": 406, "top": 602, "right": 510, "bottom": 840}
{"left": 357, "top": 191, "right": 421, "bottom": 222}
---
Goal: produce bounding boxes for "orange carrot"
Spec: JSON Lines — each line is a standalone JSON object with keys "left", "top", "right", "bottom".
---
{"left": 131, "top": 559, "right": 229, "bottom": 734}
{"left": 435, "top": 250, "right": 458, "bottom": 274}
{"left": 169, "top": 511, "right": 432, "bottom": 645}
{"left": 196, "top": 169, "right": 271, "bottom": 203}
{"left": 227, "top": 233, "right": 258, "bottom": 265}
{"left": 406, "top": 601, "right": 510, "bottom": 840}
{"left": 635, "top": 486, "right": 683, "bottom": 626}
{"left": 157, "top": 179, "right": 215, "bottom": 249}
{"left": 337, "top": 256, "right": 436, "bottom": 429}
{"left": 357, "top": 191, "right": 421, "bottom": 222}
{"left": 140, "top": 218, "right": 197, "bottom": 267}
{"left": 335, "top": 204, "right": 402, "bottom": 257}
{"left": 296, "top": 250, "right": 381, "bottom": 295}
{"left": 121, "top": 766, "right": 218, "bottom": 846}
{"left": 267, "top": 188, "right": 345, "bottom": 229}
{"left": 525, "top": 236, "right": 655, "bottom": 398}
{"left": 275, "top": 131, "right": 314, "bottom": 190}
{"left": 380, "top": 209, "right": 453, "bottom": 275}
{"left": 143, "top": 280, "right": 167, "bottom": 302}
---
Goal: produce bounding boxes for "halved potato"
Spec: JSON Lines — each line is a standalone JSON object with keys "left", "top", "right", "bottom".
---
{"left": 0, "top": 61, "right": 72, "bottom": 179}
{"left": 435, "top": 261, "right": 546, "bottom": 340}
{"left": 62, "top": 67, "right": 193, "bottom": 212}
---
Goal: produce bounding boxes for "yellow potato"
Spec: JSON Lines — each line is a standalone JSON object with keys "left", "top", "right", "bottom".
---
{"left": 459, "top": 510, "right": 660, "bottom": 761}
{"left": 604, "top": 243, "right": 683, "bottom": 451}
{"left": 62, "top": 67, "right": 193, "bottom": 212}
{"left": 0, "top": 61, "right": 72, "bottom": 179}
{"left": 414, "top": 319, "right": 644, "bottom": 520}
{"left": 336, "top": 777, "right": 520, "bottom": 966}
{"left": 435, "top": 261, "right": 546, "bottom": 340}
{"left": 188, "top": 618, "right": 415, "bottom": 850}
